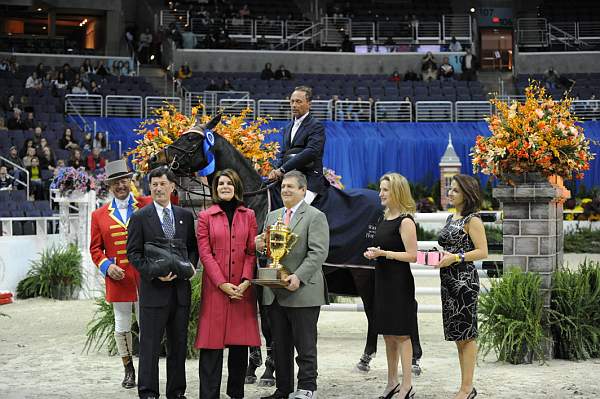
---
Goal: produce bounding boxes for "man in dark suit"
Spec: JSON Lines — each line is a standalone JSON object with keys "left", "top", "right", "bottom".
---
{"left": 127, "top": 166, "right": 198, "bottom": 399}
{"left": 460, "top": 48, "right": 478, "bottom": 81}
{"left": 268, "top": 86, "right": 328, "bottom": 204}
{"left": 256, "top": 171, "right": 330, "bottom": 399}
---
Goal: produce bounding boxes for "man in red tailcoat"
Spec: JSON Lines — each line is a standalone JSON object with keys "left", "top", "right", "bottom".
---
{"left": 90, "top": 160, "right": 152, "bottom": 389}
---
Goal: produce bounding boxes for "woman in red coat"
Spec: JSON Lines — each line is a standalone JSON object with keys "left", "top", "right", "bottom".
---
{"left": 195, "top": 168, "right": 261, "bottom": 399}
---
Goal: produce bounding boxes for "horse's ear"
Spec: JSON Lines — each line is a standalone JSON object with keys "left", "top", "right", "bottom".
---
{"left": 205, "top": 113, "right": 222, "bottom": 130}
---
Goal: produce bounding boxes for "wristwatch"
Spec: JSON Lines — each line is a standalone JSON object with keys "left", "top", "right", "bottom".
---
{"left": 278, "top": 167, "right": 286, "bottom": 174}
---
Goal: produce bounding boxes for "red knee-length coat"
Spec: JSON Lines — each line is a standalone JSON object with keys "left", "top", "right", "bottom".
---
{"left": 194, "top": 204, "right": 261, "bottom": 349}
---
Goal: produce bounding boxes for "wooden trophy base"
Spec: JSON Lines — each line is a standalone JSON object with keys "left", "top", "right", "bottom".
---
{"left": 251, "top": 267, "right": 290, "bottom": 288}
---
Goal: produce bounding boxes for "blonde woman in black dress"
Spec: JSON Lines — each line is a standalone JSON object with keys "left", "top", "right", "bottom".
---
{"left": 364, "top": 173, "right": 417, "bottom": 399}
{"left": 436, "top": 174, "right": 488, "bottom": 399}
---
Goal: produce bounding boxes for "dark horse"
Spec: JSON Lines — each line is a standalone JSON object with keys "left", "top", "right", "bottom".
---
{"left": 152, "top": 116, "right": 381, "bottom": 372}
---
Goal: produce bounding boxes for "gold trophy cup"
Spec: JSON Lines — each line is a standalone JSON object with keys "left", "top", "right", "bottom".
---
{"left": 252, "top": 217, "right": 298, "bottom": 288}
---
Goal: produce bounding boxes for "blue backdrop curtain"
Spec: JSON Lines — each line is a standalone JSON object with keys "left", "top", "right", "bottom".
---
{"left": 82, "top": 117, "right": 600, "bottom": 191}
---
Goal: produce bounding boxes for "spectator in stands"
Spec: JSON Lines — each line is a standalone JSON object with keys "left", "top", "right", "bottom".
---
{"left": 35, "top": 63, "right": 46, "bottom": 77}
{"left": 274, "top": 64, "right": 292, "bottom": 80}
{"left": 87, "top": 147, "right": 106, "bottom": 172}
{"left": 168, "top": 22, "right": 184, "bottom": 49}
{"left": 421, "top": 52, "right": 438, "bottom": 81}
{"left": 0, "top": 166, "right": 14, "bottom": 190}
{"left": 341, "top": 34, "right": 354, "bottom": 53}
{"left": 78, "top": 66, "right": 90, "bottom": 83}
{"left": 410, "top": 15, "right": 419, "bottom": 40}
{"left": 60, "top": 128, "right": 79, "bottom": 151}
{"left": 19, "top": 139, "right": 34, "bottom": 158}
{"left": 139, "top": 28, "right": 153, "bottom": 63}
{"left": 7, "top": 109, "right": 27, "bottom": 130}
{"left": 90, "top": 80, "right": 101, "bottom": 94}
{"left": 62, "top": 63, "right": 74, "bottom": 82}
{"left": 23, "top": 112, "right": 37, "bottom": 131}
{"left": 239, "top": 4, "right": 251, "bottom": 18}
{"left": 8, "top": 56, "right": 19, "bottom": 74}
{"left": 182, "top": 27, "right": 198, "bottom": 49}
{"left": 82, "top": 59, "right": 94, "bottom": 74}
{"left": 439, "top": 57, "right": 455, "bottom": 81}
{"left": 121, "top": 61, "right": 133, "bottom": 76}
{"left": 32, "top": 127, "right": 44, "bottom": 148}
{"left": 389, "top": 70, "right": 402, "bottom": 83}
{"left": 260, "top": 63, "right": 275, "bottom": 80}
{"left": 0, "top": 58, "right": 9, "bottom": 71}
{"left": 449, "top": 36, "right": 462, "bottom": 52}
{"left": 69, "top": 148, "right": 85, "bottom": 169}
{"left": 39, "top": 146, "right": 57, "bottom": 172}
{"left": 72, "top": 81, "right": 89, "bottom": 94}
{"left": 221, "top": 79, "right": 235, "bottom": 91}
{"left": 95, "top": 60, "right": 110, "bottom": 76}
{"left": 460, "top": 48, "right": 478, "bottom": 81}
{"left": 25, "top": 72, "right": 43, "bottom": 90}
{"left": 52, "top": 72, "right": 69, "bottom": 90}
{"left": 23, "top": 146, "right": 37, "bottom": 168}
{"left": 0, "top": 94, "right": 17, "bottom": 113}
{"left": 177, "top": 63, "right": 193, "bottom": 80}
{"left": 0, "top": 117, "right": 6, "bottom": 131}
{"left": 94, "top": 132, "right": 108, "bottom": 150}
{"left": 4, "top": 145, "right": 24, "bottom": 182}
{"left": 27, "top": 156, "right": 45, "bottom": 200}
{"left": 206, "top": 79, "right": 219, "bottom": 91}
{"left": 111, "top": 61, "right": 122, "bottom": 76}
{"left": 42, "top": 72, "right": 54, "bottom": 89}
{"left": 82, "top": 132, "right": 94, "bottom": 151}
{"left": 19, "top": 95, "right": 33, "bottom": 113}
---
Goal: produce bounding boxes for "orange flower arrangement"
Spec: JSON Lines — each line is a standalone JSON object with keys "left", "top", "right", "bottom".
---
{"left": 129, "top": 104, "right": 279, "bottom": 176}
{"left": 471, "top": 82, "right": 595, "bottom": 181}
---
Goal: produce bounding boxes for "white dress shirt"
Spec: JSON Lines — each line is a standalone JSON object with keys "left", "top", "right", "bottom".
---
{"left": 290, "top": 112, "right": 309, "bottom": 143}
{"left": 154, "top": 201, "right": 175, "bottom": 234}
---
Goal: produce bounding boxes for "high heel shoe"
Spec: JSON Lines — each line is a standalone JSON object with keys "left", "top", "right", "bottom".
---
{"left": 378, "top": 383, "right": 400, "bottom": 399}
{"left": 401, "top": 386, "right": 415, "bottom": 399}
{"left": 466, "top": 387, "right": 477, "bottom": 399}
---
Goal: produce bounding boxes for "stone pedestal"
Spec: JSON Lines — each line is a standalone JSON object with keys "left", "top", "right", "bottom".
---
{"left": 493, "top": 172, "right": 564, "bottom": 308}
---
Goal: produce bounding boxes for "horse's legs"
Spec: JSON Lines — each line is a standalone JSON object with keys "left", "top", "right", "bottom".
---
{"left": 351, "top": 268, "right": 377, "bottom": 372}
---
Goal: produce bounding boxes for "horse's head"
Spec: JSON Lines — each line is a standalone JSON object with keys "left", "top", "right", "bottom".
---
{"left": 149, "top": 113, "right": 222, "bottom": 175}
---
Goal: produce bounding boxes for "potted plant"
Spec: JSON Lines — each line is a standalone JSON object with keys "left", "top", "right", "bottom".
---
{"left": 478, "top": 268, "right": 547, "bottom": 364}
{"left": 17, "top": 244, "right": 83, "bottom": 300}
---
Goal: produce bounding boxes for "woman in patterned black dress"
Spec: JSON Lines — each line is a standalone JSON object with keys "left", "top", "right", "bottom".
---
{"left": 364, "top": 173, "right": 417, "bottom": 399}
{"left": 436, "top": 175, "right": 488, "bottom": 399}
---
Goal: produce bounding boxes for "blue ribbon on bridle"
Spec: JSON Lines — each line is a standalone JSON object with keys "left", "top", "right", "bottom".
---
{"left": 197, "top": 130, "right": 215, "bottom": 176}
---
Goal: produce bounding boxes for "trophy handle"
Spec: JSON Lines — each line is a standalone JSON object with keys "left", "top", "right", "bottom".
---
{"left": 286, "top": 232, "right": 299, "bottom": 253}
{"left": 265, "top": 226, "right": 271, "bottom": 258}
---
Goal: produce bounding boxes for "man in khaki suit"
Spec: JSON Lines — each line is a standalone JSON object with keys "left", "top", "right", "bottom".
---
{"left": 256, "top": 170, "right": 329, "bottom": 399}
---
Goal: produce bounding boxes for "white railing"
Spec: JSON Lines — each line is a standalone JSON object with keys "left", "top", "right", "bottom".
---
{"left": 286, "top": 20, "right": 313, "bottom": 38}
{"left": 578, "top": 21, "right": 600, "bottom": 41}
{"left": 517, "top": 18, "right": 548, "bottom": 47}
{"left": 160, "top": 9, "right": 189, "bottom": 27}
{"left": 350, "top": 21, "right": 375, "bottom": 40}
{"left": 184, "top": 91, "right": 204, "bottom": 116}
{"left": 455, "top": 101, "right": 492, "bottom": 121}
{"left": 105, "top": 95, "right": 143, "bottom": 118}
{"left": 335, "top": 100, "right": 372, "bottom": 122}
{"left": 255, "top": 20, "right": 284, "bottom": 39}
{"left": 144, "top": 96, "right": 182, "bottom": 119}
{"left": 226, "top": 18, "right": 253, "bottom": 39}
{"left": 322, "top": 17, "right": 349, "bottom": 46}
{"left": 219, "top": 99, "right": 255, "bottom": 119}
{"left": 203, "top": 91, "right": 250, "bottom": 115}
{"left": 442, "top": 15, "right": 472, "bottom": 42}
{"left": 415, "top": 101, "right": 453, "bottom": 122}
{"left": 570, "top": 100, "right": 600, "bottom": 121}
{"left": 64, "top": 94, "right": 103, "bottom": 117}
{"left": 310, "top": 100, "right": 333, "bottom": 121}
{"left": 374, "top": 101, "right": 412, "bottom": 122}
{"left": 416, "top": 21, "right": 441, "bottom": 41}
{"left": 257, "top": 100, "right": 292, "bottom": 120}
{"left": 494, "top": 95, "right": 526, "bottom": 104}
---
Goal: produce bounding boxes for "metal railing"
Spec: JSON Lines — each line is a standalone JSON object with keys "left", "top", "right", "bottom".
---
{"left": 335, "top": 100, "right": 372, "bottom": 122}
{"left": 0, "top": 156, "right": 29, "bottom": 199}
{"left": 578, "top": 21, "right": 600, "bottom": 42}
{"left": 286, "top": 20, "right": 314, "bottom": 37}
{"left": 570, "top": 100, "right": 600, "bottom": 121}
{"left": 374, "top": 101, "right": 412, "bottom": 122}
{"left": 105, "top": 95, "right": 143, "bottom": 118}
{"left": 455, "top": 101, "right": 492, "bottom": 121}
{"left": 322, "top": 17, "right": 349, "bottom": 46}
{"left": 350, "top": 21, "right": 375, "bottom": 40}
{"left": 416, "top": 22, "right": 441, "bottom": 41}
{"left": 144, "top": 96, "right": 182, "bottom": 119}
{"left": 183, "top": 90, "right": 204, "bottom": 116}
{"left": 202, "top": 91, "right": 250, "bottom": 115}
{"left": 442, "top": 15, "right": 472, "bottom": 42}
{"left": 286, "top": 22, "right": 322, "bottom": 51}
{"left": 310, "top": 100, "right": 333, "bottom": 121}
{"left": 159, "top": 9, "right": 189, "bottom": 27}
{"left": 64, "top": 94, "right": 103, "bottom": 117}
{"left": 255, "top": 20, "right": 284, "bottom": 39}
{"left": 517, "top": 18, "right": 549, "bottom": 47}
{"left": 219, "top": 99, "right": 255, "bottom": 119}
{"left": 415, "top": 101, "right": 453, "bottom": 122}
{"left": 257, "top": 100, "right": 292, "bottom": 120}
{"left": 226, "top": 18, "right": 253, "bottom": 39}
{"left": 377, "top": 20, "right": 412, "bottom": 41}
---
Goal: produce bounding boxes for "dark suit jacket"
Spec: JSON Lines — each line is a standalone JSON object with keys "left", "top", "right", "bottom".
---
{"left": 275, "top": 113, "right": 328, "bottom": 194}
{"left": 460, "top": 53, "right": 478, "bottom": 71}
{"left": 127, "top": 203, "right": 199, "bottom": 307}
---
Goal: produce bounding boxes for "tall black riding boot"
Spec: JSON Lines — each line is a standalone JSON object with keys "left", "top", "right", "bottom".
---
{"left": 122, "top": 356, "right": 136, "bottom": 389}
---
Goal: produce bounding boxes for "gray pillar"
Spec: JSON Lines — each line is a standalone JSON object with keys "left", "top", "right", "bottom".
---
{"left": 493, "top": 172, "right": 564, "bottom": 308}
{"left": 47, "top": 10, "right": 56, "bottom": 37}
{"left": 105, "top": 10, "right": 122, "bottom": 56}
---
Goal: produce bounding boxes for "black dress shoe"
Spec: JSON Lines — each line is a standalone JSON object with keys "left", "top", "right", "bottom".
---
{"left": 122, "top": 361, "right": 136, "bottom": 389}
{"left": 260, "top": 391, "right": 290, "bottom": 399}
